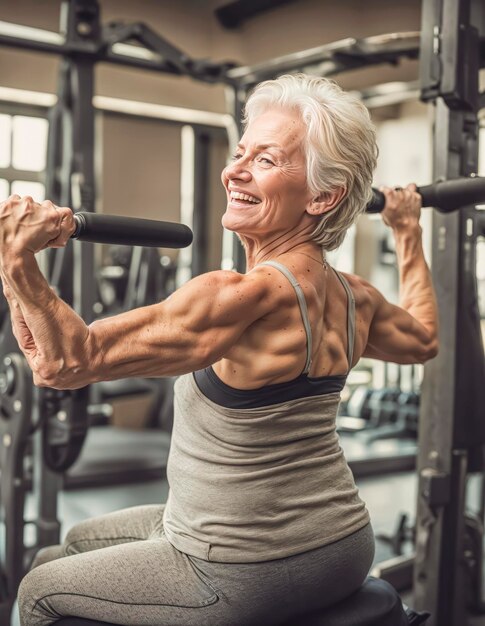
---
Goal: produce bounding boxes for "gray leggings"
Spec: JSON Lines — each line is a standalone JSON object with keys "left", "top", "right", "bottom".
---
{"left": 18, "top": 505, "right": 374, "bottom": 626}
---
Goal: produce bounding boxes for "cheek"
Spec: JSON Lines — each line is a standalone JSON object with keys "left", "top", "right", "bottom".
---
{"left": 221, "top": 166, "right": 235, "bottom": 188}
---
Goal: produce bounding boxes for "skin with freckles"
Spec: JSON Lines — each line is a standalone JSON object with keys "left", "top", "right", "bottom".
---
{"left": 0, "top": 109, "right": 438, "bottom": 391}
{"left": 222, "top": 110, "right": 315, "bottom": 243}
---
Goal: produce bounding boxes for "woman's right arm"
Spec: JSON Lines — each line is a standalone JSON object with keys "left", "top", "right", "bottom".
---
{"left": 362, "top": 184, "right": 439, "bottom": 364}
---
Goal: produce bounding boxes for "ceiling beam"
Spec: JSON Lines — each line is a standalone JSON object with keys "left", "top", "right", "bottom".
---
{"left": 215, "top": 0, "right": 297, "bottom": 29}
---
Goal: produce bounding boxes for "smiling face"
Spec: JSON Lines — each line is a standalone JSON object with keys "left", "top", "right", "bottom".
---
{"left": 221, "top": 108, "right": 315, "bottom": 240}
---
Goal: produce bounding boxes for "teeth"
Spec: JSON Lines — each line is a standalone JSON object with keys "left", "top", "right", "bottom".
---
{"left": 230, "top": 191, "right": 260, "bottom": 203}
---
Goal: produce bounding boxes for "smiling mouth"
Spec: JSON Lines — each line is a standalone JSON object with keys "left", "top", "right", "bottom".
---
{"left": 229, "top": 191, "right": 261, "bottom": 204}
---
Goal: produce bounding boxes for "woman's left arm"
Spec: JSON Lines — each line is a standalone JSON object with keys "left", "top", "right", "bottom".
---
{"left": 0, "top": 196, "right": 274, "bottom": 390}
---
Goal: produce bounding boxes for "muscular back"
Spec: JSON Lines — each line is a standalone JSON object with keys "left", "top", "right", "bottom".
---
{"left": 213, "top": 256, "right": 374, "bottom": 390}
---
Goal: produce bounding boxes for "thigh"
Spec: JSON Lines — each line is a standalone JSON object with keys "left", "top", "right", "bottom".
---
{"left": 63, "top": 504, "right": 165, "bottom": 555}
{"left": 18, "top": 534, "right": 219, "bottom": 626}
{"left": 288, "top": 523, "right": 376, "bottom": 614}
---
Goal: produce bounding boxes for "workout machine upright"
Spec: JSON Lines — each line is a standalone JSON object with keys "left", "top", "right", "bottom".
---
{"left": 413, "top": 0, "right": 485, "bottom": 624}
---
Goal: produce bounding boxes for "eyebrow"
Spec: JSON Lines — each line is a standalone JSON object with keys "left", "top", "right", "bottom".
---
{"left": 237, "top": 142, "right": 287, "bottom": 154}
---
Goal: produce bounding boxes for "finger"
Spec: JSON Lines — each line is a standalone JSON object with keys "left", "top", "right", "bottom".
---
{"left": 379, "top": 186, "right": 395, "bottom": 201}
{"left": 48, "top": 206, "right": 75, "bottom": 247}
{"left": 411, "top": 194, "right": 423, "bottom": 211}
{"left": 21, "top": 195, "right": 34, "bottom": 206}
{"left": 401, "top": 187, "right": 413, "bottom": 200}
{"left": 58, "top": 206, "right": 76, "bottom": 233}
{"left": 41, "top": 199, "right": 58, "bottom": 211}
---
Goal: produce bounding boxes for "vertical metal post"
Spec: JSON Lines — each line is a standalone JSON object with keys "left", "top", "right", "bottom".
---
{"left": 35, "top": 0, "right": 100, "bottom": 559}
{"left": 222, "top": 84, "right": 247, "bottom": 273}
{"left": 192, "top": 128, "right": 210, "bottom": 277}
{"left": 178, "top": 126, "right": 218, "bottom": 280}
{"left": 414, "top": 0, "right": 485, "bottom": 623}
{"left": 70, "top": 55, "right": 97, "bottom": 323}
{"left": 63, "top": 0, "right": 99, "bottom": 321}
{"left": 177, "top": 125, "right": 195, "bottom": 286}
{"left": 31, "top": 399, "right": 62, "bottom": 552}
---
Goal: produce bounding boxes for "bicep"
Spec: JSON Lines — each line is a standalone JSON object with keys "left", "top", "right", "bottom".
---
{"left": 363, "top": 288, "right": 437, "bottom": 364}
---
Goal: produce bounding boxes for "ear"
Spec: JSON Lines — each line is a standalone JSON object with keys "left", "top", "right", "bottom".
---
{"left": 306, "top": 187, "right": 347, "bottom": 216}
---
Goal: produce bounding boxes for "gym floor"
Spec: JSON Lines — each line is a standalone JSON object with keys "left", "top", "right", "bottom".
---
{"left": 14, "top": 468, "right": 485, "bottom": 626}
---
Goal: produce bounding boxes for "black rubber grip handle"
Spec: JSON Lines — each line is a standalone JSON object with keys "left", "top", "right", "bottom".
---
{"left": 366, "top": 176, "right": 485, "bottom": 214}
{"left": 71, "top": 213, "right": 193, "bottom": 248}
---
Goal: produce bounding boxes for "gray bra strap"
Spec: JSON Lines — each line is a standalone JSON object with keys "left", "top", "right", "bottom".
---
{"left": 333, "top": 270, "right": 356, "bottom": 369}
{"left": 260, "top": 261, "right": 313, "bottom": 376}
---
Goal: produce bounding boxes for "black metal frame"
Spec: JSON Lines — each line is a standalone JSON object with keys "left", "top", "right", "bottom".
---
{"left": 225, "top": 32, "right": 421, "bottom": 88}
{"left": 412, "top": 1, "right": 485, "bottom": 624}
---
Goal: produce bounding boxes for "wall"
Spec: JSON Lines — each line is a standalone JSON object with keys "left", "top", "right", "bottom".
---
{"left": 101, "top": 113, "right": 181, "bottom": 222}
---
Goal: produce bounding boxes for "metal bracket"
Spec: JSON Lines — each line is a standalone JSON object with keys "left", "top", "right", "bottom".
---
{"left": 421, "top": 0, "right": 480, "bottom": 110}
{"left": 420, "top": 468, "right": 451, "bottom": 507}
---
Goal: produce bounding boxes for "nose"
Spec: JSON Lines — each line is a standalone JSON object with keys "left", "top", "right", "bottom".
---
{"left": 224, "top": 157, "right": 252, "bottom": 183}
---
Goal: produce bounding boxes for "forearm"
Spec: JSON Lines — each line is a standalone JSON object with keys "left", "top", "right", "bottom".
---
{"left": 1, "top": 275, "right": 36, "bottom": 355}
{"left": 393, "top": 225, "right": 438, "bottom": 340}
{"left": 1, "top": 253, "right": 91, "bottom": 386}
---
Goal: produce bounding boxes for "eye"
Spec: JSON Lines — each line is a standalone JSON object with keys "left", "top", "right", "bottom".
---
{"left": 231, "top": 153, "right": 243, "bottom": 161}
{"left": 260, "top": 156, "right": 275, "bottom": 165}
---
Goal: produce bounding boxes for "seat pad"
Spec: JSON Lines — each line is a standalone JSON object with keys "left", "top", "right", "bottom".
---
{"left": 52, "top": 577, "right": 429, "bottom": 626}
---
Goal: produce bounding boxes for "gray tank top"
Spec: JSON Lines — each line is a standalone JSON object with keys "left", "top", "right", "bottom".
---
{"left": 163, "top": 263, "right": 368, "bottom": 563}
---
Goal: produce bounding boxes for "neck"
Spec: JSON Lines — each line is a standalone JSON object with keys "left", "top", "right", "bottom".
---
{"left": 240, "top": 225, "right": 324, "bottom": 270}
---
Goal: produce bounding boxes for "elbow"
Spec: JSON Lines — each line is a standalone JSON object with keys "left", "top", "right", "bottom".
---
{"left": 416, "top": 339, "right": 439, "bottom": 364}
{"left": 192, "top": 336, "right": 224, "bottom": 371}
{"left": 194, "top": 343, "right": 217, "bottom": 370}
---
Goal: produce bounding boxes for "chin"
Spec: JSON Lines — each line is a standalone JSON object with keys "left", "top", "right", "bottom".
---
{"left": 221, "top": 209, "right": 244, "bottom": 233}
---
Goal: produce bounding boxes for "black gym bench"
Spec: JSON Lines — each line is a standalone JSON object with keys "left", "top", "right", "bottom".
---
{"left": 52, "top": 577, "right": 428, "bottom": 626}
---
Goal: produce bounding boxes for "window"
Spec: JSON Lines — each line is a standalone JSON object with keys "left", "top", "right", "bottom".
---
{"left": 0, "top": 108, "right": 48, "bottom": 203}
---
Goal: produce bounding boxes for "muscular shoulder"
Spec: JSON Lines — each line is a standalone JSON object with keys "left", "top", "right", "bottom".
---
{"left": 338, "top": 272, "right": 380, "bottom": 310}
{"left": 197, "top": 268, "right": 277, "bottom": 305}
{"left": 164, "top": 268, "right": 281, "bottom": 331}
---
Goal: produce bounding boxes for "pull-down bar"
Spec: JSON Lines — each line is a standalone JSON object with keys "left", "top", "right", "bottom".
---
{"left": 367, "top": 176, "right": 485, "bottom": 213}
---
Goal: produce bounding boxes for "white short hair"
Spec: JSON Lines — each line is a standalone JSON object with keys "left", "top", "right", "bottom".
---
{"left": 244, "top": 74, "right": 378, "bottom": 251}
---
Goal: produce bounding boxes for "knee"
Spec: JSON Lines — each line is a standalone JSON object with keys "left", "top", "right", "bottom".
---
{"left": 18, "top": 563, "right": 66, "bottom": 625}
{"left": 64, "top": 520, "right": 90, "bottom": 555}
{"left": 17, "top": 567, "right": 45, "bottom": 621}
{"left": 30, "top": 544, "right": 64, "bottom": 569}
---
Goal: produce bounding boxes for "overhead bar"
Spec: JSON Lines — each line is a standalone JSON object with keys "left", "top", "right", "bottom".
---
{"left": 0, "top": 19, "right": 235, "bottom": 83}
{"left": 226, "top": 31, "right": 421, "bottom": 85}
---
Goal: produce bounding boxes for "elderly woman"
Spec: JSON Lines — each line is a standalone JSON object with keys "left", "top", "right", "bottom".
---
{"left": 6, "top": 74, "right": 438, "bottom": 626}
